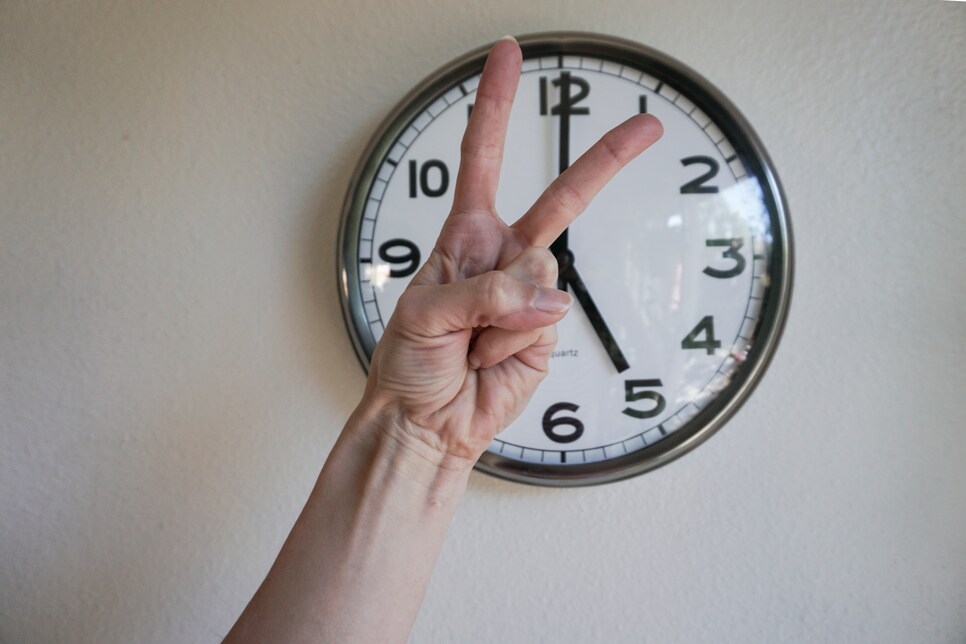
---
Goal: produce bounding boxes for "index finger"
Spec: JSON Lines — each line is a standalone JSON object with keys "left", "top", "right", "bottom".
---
{"left": 451, "top": 36, "right": 522, "bottom": 214}
{"left": 511, "top": 113, "right": 663, "bottom": 247}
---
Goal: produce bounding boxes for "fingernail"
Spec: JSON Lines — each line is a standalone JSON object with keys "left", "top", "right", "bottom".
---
{"left": 534, "top": 288, "right": 572, "bottom": 313}
{"left": 499, "top": 34, "right": 517, "bottom": 43}
{"left": 468, "top": 353, "right": 482, "bottom": 369}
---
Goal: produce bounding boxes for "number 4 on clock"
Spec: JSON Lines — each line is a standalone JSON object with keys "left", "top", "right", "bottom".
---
{"left": 681, "top": 315, "right": 721, "bottom": 355}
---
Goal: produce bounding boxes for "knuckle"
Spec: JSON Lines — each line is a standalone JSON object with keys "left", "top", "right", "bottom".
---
{"left": 474, "top": 89, "right": 514, "bottom": 112}
{"left": 544, "top": 325, "right": 558, "bottom": 347}
{"left": 548, "top": 179, "right": 586, "bottom": 215}
{"left": 474, "top": 330, "right": 497, "bottom": 358}
{"left": 510, "top": 246, "right": 557, "bottom": 286}
{"left": 392, "top": 286, "right": 421, "bottom": 323}
{"left": 459, "top": 137, "right": 502, "bottom": 161}
{"left": 479, "top": 271, "right": 511, "bottom": 322}
{"left": 532, "top": 247, "right": 559, "bottom": 286}
{"left": 600, "top": 131, "right": 629, "bottom": 166}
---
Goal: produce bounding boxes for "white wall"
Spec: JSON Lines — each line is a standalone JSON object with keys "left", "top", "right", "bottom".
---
{"left": 2, "top": 1, "right": 964, "bottom": 642}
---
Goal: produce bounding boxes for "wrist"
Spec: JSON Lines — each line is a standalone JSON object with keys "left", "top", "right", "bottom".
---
{"left": 344, "top": 394, "right": 478, "bottom": 492}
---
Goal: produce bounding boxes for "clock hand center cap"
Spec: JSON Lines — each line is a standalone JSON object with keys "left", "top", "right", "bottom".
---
{"left": 554, "top": 248, "right": 575, "bottom": 274}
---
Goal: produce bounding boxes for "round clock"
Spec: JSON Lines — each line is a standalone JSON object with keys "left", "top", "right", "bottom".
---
{"left": 338, "top": 32, "right": 792, "bottom": 486}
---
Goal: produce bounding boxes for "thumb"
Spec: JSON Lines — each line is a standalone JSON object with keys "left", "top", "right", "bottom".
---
{"left": 394, "top": 270, "right": 572, "bottom": 336}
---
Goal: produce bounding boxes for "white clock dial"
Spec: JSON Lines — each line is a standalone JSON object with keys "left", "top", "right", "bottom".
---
{"left": 339, "top": 34, "right": 792, "bottom": 486}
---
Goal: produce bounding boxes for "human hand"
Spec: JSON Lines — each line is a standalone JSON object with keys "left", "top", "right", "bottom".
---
{"left": 226, "top": 38, "right": 660, "bottom": 644}
{"left": 362, "top": 37, "right": 663, "bottom": 466}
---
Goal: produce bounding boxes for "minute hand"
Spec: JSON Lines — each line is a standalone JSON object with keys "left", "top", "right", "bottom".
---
{"left": 558, "top": 255, "right": 630, "bottom": 374}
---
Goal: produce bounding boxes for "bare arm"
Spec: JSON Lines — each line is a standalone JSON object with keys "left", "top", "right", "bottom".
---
{"left": 224, "top": 402, "right": 474, "bottom": 642}
{"left": 225, "top": 36, "right": 662, "bottom": 643}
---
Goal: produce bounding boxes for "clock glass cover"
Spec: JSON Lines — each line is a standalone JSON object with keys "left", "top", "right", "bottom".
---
{"left": 339, "top": 33, "right": 792, "bottom": 486}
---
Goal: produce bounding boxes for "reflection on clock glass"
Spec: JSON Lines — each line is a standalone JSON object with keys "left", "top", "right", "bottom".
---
{"left": 352, "top": 50, "right": 782, "bottom": 474}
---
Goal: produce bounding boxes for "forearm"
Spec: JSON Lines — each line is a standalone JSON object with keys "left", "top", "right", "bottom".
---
{"left": 225, "top": 399, "right": 474, "bottom": 643}
{"left": 224, "top": 36, "right": 653, "bottom": 643}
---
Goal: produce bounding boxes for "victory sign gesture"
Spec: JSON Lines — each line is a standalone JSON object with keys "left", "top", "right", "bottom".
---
{"left": 364, "top": 36, "right": 663, "bottom": 466}
{"left": 227, "top": 36, "right": 662, "bottom": 644}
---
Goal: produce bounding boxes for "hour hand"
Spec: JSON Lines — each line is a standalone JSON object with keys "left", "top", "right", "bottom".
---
{"left": 557, "top": 251, "right": 630, "bottom": 373}
{"left": 550, "top": 230, "right": 569, "bottom": 291}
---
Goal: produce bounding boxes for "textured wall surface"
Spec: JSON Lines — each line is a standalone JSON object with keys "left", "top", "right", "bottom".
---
{"left": 2, "top": 1, "right": 964, "bottom": 642}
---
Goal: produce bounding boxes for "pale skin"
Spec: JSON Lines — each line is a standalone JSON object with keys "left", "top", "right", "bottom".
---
{"left": 225, "top": 36, "right": 662, "bottom": 643}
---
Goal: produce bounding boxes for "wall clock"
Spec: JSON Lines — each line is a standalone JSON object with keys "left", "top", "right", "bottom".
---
{"left": 338, "top": 32, "right": 793, "bottom": 486}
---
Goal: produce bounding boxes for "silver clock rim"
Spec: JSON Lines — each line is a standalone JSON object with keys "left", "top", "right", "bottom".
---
{"left": 337, "top": 31, "right": 794, "bottom": 487}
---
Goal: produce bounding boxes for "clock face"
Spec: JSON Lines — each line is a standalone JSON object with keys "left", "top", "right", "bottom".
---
{"left": 339, "top": 33, "right": 792, "bottom": 485}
